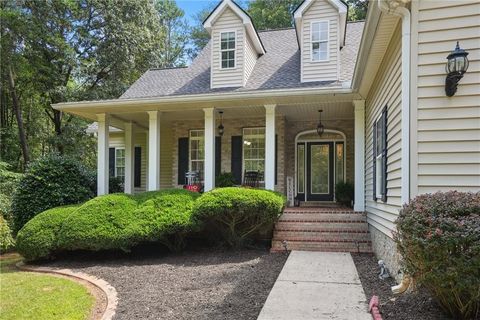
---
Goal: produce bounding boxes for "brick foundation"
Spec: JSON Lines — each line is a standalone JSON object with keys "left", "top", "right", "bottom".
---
{"left": 368, "top": 224, "right": 403, "bottom": 282}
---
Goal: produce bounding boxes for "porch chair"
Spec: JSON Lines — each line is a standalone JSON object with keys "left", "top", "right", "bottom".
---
{"left": 183, "top": 171, "right": 203, "bottom": 193}
{"left": 242, "top": 170, "right": 262, "bottom": 188}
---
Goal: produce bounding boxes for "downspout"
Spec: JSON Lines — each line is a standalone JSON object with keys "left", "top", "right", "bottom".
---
{"left": 377, "top": 0, "right": 410, "bottom": 206}
{"left": 378, "top": 0, "right": 412, "bottom": 295}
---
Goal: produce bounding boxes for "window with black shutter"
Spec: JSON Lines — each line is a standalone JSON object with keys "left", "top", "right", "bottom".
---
{"left": 373, "top": 106, "right": 388, "bottom": 202}
{"left": 134, "top": 147, "right": 141, "bottom": 187}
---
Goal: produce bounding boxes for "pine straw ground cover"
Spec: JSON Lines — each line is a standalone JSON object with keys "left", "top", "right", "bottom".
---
{"left": 42, "top": 248, "right": 288, "bottom": 320}
{"left": 352, "top": 253, "right": 451, "bottom": 320}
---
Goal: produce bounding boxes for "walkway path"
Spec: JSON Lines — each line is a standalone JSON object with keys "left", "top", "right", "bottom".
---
{"left": 257, "top": 251, "right": 371, "bottom": 320}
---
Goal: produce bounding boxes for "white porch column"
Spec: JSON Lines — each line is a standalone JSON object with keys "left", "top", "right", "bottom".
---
{"left": 353, "top": 100, "right": 366, "bottom": 212}
{"left": 147, "top": 111, "right": 161, "bottom": 191}
{"left": 124, "top": 122, "right": 135, "bottom": 194}
{"left": 97, "top": 113, "right": 109, "bottom": 195}
{"left": 203, "top": 108, "right": 216, "bottom": 191}
{"left": 264, "top": 104, "right": 276, "bottom": 191}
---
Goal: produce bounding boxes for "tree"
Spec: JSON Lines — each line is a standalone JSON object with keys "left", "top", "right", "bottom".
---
{"left": 188, "top": 6, "right": 214, "bottom": 60}
{"left": 346, "top": 0, "right": 368, "bottom": 21}
{"left": 155, "top": 0, "right": 190, "bottom": 67}
{"left": 247, "top": 0, "right": 303, "bottom": 30}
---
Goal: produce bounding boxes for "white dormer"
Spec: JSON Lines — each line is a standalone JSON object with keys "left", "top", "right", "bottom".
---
{"left": 203, "top": 0, "right": 265, "bottom": 89}
{"left": 293, "top": 0, "right": 347, "bottom": 83}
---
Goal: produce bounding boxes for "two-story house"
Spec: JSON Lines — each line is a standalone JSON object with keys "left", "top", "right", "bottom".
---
{"left": 54, "top": 0, "right": 480, "bottom": 275}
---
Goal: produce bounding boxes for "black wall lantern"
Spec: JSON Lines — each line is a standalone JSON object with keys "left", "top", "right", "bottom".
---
{"left": 445, "top": 41, "right": 469, "bottom": 97}
{"left": 217, "top": 110, "right": 224, "bottom": 136}
{"left": 316, "top": 109, "right": 325, "bottom": 136}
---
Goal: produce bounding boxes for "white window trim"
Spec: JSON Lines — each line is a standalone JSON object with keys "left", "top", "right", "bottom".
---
{"left": 310, "top": 21, "right": 329, "bottom": 62}
{"left": 374, "top": 113, "right": 385, "bottom": 200}
{"left": 114, "top": 147, "right": 125, "bottom": 179}
{"left": 242, "top": 127, "right": 265, "bottom": 183}
{"left": 188, "top": 130, "right": 205, "bottom": 180}
{"left": 219, "top": 30, "right": 237, "bottom": 70}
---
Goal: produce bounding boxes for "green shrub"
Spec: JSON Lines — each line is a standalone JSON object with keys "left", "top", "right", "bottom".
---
{"left": 12, "top": 154, "right": 94, "bottom": 232}
{"left": 216, "top": 172, "right": 236, "bottom": 188}
{"left": 192, "top": 187, "right": 285, "bottom": 247}
{"left": 0, "top": 215, "right": 15, "bottom": 253}
{"left": 335, "top": 181, "right": 354, "bottom": 207}
{"left": 16, "top": 206, "right": 78, "bottom": 261}
{"left": 132, "top": 189, "right": 200, "bottom": 251}
{"left": 394, "top": 191, "right": 480, "bottom": 320}
{"left": 57, "top": 194, "right": 139, "bottom": 252}
{"left": 0, "top": 162, "right": 23, "bottom": 225}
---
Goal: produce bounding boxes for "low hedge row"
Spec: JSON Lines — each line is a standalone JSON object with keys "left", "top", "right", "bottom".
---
{"left": 16, "top": 187, "right": 285, "bottom": 261}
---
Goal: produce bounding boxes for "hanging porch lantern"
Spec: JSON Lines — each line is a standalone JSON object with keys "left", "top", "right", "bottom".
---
{"left": 445, "top": 41, "right": 469, "bottom": 97}
{"left": 316, "top": 110, "right": 325, "bottom": 136}
{"left": 217, "top": 110, "right": 224, "bottom": 136}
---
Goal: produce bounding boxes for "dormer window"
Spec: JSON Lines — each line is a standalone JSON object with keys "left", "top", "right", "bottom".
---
{"left": 221, "top": 31, "right": 236, "bottom": 69}
{"left": 311, "top": 21, "right": 329, "bottom": 62}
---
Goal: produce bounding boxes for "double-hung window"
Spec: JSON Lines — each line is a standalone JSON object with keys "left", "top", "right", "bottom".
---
{"left": 311, "top": 21, "right": 329, "bottom": 61}
{"left": 220, "top": 31, "right": 236, "bottom": 69}
{"left": 373, "top": 107, "right": 388, "bottom": 201}
{"left": 115, "top": 148, "right": 125, "bottom": 181}
{"left": 189, "top": 130, "right": 205, "bottom": 180}
{"left": 243, "top": 127, "right": 265, "bottom": 177}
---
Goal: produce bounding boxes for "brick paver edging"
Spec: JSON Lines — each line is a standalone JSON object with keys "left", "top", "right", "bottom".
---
{"left": 16, "top": 262, "right": 118, "bottom": 320}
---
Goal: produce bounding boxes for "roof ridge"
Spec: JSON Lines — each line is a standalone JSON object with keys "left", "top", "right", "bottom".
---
{"left": 258, "top": 27, "right": 295, "bottom": 33}
{"left": 347, "top": 20, "right": 365, "bottom": 24}
{"left": 148, "top": 66, "right": 188, "bottom": 71}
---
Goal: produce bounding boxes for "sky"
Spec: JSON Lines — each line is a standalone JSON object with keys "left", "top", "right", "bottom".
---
{"left": 176, "top": 0, "right": 249, "bottom": 26}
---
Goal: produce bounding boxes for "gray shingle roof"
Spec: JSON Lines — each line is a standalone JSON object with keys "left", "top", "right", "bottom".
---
{"left": 120, "top": 21, "right": 364, "bottom": 99}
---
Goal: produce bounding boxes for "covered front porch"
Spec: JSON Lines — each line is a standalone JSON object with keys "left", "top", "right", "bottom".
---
{"left": 57, "top": 91, "right": 366, "bottom": 211}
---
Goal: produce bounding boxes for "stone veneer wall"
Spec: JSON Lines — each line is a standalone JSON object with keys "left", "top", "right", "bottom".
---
{"left": 171, "top": 116, "right": 286, "bottom": 194}
{"left": 284, "top": 119, "right": 355, "bottom": 187}
{"left": 369, "top": 225, "right": 403, "bottom": 282}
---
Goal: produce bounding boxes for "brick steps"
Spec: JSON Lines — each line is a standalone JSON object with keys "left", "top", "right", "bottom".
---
{"left": 271, "top": 207, "right": 372, "bottom": 253}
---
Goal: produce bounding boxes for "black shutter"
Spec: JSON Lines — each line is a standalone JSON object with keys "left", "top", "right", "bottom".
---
{"left": 178, "top": 138, "right": 189, "bottom": 185}
{"left": 372, "top": 123, "right": 377, "bottom": 201}
{"left": 275, "top": 135, "right": 278, "bottom": 185}
{"left": 231, "top": 136, "right": 243, "bottom": 184}
{"left": 215, "top": 136, "right": 222, "bottom": 177}
{"left": 381, "top": 107, "right": 388, "bottom": 202}
{"left": 134, "top": 147, "right": 141, "bottom": 188}
{"left": 109, "top": 148, "right": 115, "bottom": 177}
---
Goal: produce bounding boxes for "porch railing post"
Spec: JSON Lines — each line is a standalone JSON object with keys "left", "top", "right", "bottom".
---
{"left": 97, "top": 113, "right": 109, "bottom": 195}
{"left": 353, "top": 100, "right": 366, "bottom": 211}
{"left": 203, "top": 108, "right": 216, "bottom": 191}
{"left": 147, "top": 111, "right": 161, "bottom": 191}
{"left": 124, "top": 122, "right": 135, "bottom": 194}
{"left": 265, "top": 104, "right": 276, "bottom": 190}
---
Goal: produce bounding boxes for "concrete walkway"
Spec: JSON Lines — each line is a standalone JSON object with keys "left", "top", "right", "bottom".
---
{"left": 258, "top": 251, "right": 371, "bottom": 320}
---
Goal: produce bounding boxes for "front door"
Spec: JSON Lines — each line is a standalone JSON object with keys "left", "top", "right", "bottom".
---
{"left": 306, "top": 142, "right": 334, "bottom": 201}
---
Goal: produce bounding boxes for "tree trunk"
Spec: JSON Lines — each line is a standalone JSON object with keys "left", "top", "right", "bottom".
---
{"left": 8, "top": 66, "right": 30, "bottom": 166}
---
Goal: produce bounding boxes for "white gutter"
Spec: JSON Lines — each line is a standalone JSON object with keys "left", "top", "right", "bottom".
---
{"left": 378, "top": 0, "right": 410, "bottom": 205}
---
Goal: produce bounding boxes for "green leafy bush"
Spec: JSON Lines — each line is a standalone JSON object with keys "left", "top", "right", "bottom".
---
{"left": 216, "top": 172, "right": 236, "bottom": 187}
{"left": 192, "top": 187, "right": 285, "bottom": 247}
{"left": 15, "top": 206, "right": 78, "bottom": 260}
{"left": 335, "top": 181, "right": 354, "bottom": 207}
{"left": 57, "top": 194, "right": 140, "bottom": 252}
{"left": 11, "top": 154, "right": 95, "bottom": 232}
{"left": 0, "top": 162, "right": 23, "bottom": 225}
{"left": 395, "top": 191, "right": 480, "bottom": 319}
{"left": 0, "top": 215, "right": 15, "bottom": 253}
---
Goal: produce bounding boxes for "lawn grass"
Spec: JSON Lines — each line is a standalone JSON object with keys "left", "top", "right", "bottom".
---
{"left": 0, "top": 254, "right": 94, "bottom": 320}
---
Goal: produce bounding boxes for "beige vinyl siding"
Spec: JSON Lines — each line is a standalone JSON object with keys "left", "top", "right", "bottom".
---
{"left": 108, "top": 132, "right": 148, "bottom": 192}
{"left": 414, "top": 0, "right": 480, "bottom": 194}
{"left": 244, "top": 33, "right": 257, "bottom": 84}
{"left": 365, "top": 24, "right": 402, "bottom": 238}
{"left": 211, "top": 8, "right": 245, "bottom": 88}
{"left": 301, "top": 0, "right": 339, "bottom": 82}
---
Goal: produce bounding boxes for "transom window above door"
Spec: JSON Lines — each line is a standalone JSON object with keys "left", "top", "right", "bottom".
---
{"left": 243, "top": 127, "right": 265, "bottom": 176}
{"left": 220, "top": 31, "right": 236, "bottom": 69}
{"left": 311, "top": 21, "right": 329, "bottom": 61}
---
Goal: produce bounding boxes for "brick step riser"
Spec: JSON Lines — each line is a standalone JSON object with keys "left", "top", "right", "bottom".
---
{"left": 283, "top": 211, "right": 361, "bottom": 214}
{"left": 280, "top": 214, "right": 366, "bottom": 221}
{"left": 275, "top": 222, "right": 369, "bottom": 232}
{"left": 273, "top": 235, "right": 371, "bottom": 243}
{"left": 271, "top": 242, "right": 372, "bottom": 253}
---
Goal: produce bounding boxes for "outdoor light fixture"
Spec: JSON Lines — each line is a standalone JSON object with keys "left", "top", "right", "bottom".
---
{"left": 217, "top": 110, "right": 224, "bottom": 136}
{"left": 316, "top": 110, "right": 325, "bottom": 136}
{"left": 445, "top": 41, "right": 469, "bottom": 97}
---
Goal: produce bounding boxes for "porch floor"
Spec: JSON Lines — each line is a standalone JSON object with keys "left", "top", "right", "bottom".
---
{"left": 271, "top": 206, "right": 372, "bottom": 253}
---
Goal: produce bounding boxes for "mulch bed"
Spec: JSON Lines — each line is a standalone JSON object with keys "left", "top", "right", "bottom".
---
{"left": 352, "top": 253, "right": 451, "bottom": 320}
{"left": 42, "top": 247, "right": 288, "bottom": 320}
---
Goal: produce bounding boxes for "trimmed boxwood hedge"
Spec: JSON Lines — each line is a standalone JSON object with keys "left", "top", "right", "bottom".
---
{"left": 192, "top": 187, "right": 286, "bottom": 247}
{"left": 16, "top": 187, "right": 285, "bottom": 260}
